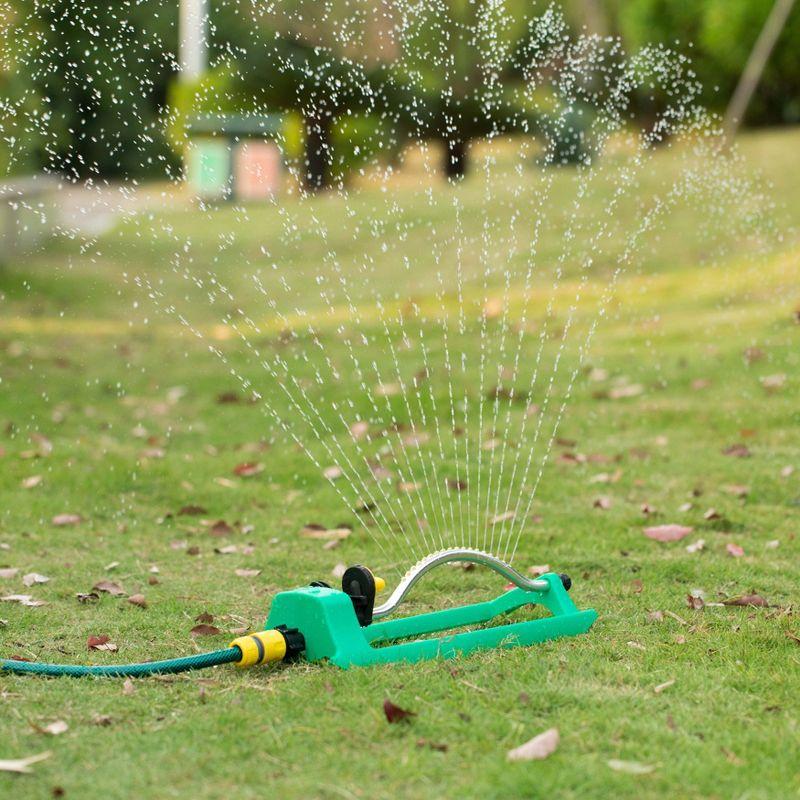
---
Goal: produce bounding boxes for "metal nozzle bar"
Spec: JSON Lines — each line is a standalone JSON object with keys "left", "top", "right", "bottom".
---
{"left": 372, "top": 548, "right": 549, "bottom": 621}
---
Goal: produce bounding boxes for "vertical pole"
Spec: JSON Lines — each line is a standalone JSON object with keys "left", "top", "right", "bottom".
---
{"left": 179, "top": 0, "right": 209, "bottom": 81}
{"left": 723, "top": 0, "right": 796, "bottom": 141}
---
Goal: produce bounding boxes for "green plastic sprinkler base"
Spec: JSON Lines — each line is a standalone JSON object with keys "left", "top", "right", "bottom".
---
{"left": 266, "top": 571, "right": 597, "bottom": 669}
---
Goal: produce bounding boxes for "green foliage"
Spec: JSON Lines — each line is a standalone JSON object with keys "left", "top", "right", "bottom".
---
{"left": 330, "top": 113, "right": 400, "bottom": 183}
{"left": 617, "top": 0, "right": 800, "bottom": 125}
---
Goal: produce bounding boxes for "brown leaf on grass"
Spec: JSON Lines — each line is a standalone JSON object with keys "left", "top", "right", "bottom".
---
{"left": 369, "top": 463, "right": 393, "bottom": 481}
{"left": 528, "top": 564, "right": 550, "bottom": 577}
{"left": 507, "top": 728, "right": 560, "bottom": 762}
{"left": 190, "top": 623, "right": 221, "bottom": 636}
{"left": 724, "top": 484, "right": 749, "bottom": 498}
{"left": 0, "top": 752, "right": 51, "bottom": 774}
{"left": 210, "top": 520, "right": 234, "bottom": 536}
{"left": 300, "top": 524, "right": 351, "bottom": 541}
{"left": 76, "top": 592, "right": 99, "bottom": 604}
{"left": 402, "top": 432, "right": 430, "bottom": 448}
{"left": 397, "top": 481, "right": 421, "bottom": 493}
{"left": 22, "top": 573, "right": 49, "bottom": 587}
{"left": 52, "top": 513, "right": 82, "bottom": 526}
{"left": 446, "top": 479, "right": 467, "bottom": 492}
{"left": 22, "top": 475, "right": 42, "bottom": 489}
{"left": 122, "top": 678, "right": 136, "bottom": 696}
{"left": 355, "top": 500, "right": 376, "bottom": 514}
{"left": 644, "top": 524, "right": 693, "bottom": 542}
{"left": 785, "top": 631, "right": 800, "bottom": 645}
{"left": 726, "top": 543, "right": 745, "bottom": 558}
{"left": 178, "top": 505, "right": 207, "bottom": 516}
{"left": 593, "top": 496, "right": 612, "bottom": 510}
{"left": 217, "top": 391, "right": 240, "bottom": 404}
{"left": 703, "top": 508, "right": 721, "bottom": 521}
{"left": 722, "top": 594, "right": 769, "bottom": 607}
{"left": 686, "top": 594, "right": 705, "bottom": 610}
{"left": 416, "top": 738, "right": 448, "bottom": 752}
{"left": 87, "top": 635, "right": 118, "bottom": 652}
{"left": 489, "top": 511, "right": 515, "bottom": 525}
{"left": 723, "top": 444, "right": 751, "bottom": 458}
{"left": 743, "top": 346, "right": 765, "bottom": 364}
{"left": 383, "top": 698, "right": 416, "bottom": 724}
{"left": 233, "top": 462, "right": 263, "bottom": 477}
{"left": 93, "top": 580, "right": 125, "bottom": 597}
{"left": 127, "top": 594, "right": 147, "bottom": 609}
{"left": 234, "top": 568, "right": 261, "bottom": 578}
{"left": 195, "top": 612, "right": 214, "bottom": 624}
{"left": 349, "top": 421, "right": 369, "bottom": 440}
{"left": 608, "top": 383, "right": 643, "bottom": 400}
{"left": 323, "top": 466, "right": 343, "bottom": 481}
{"left": 374, "top": 382, "right": 400, "bottom": 397}
{"left": 760, "top": 374, "right": 786, "bottom": 392}
{"left": 1, "top": 594, "right": 47, "bottom": 607}
{"left": 780, "top": 465, "right": 794, "bottom": 478}
{"left": 0, "top": 568, "right": 19, "bottom": 579}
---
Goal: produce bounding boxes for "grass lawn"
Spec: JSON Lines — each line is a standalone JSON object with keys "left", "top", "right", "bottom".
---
{"left": 1, "top": 128, "right": 799, "bottom": 799}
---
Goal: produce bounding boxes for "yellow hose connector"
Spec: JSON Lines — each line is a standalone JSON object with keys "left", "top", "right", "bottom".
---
{"left": 230, "top": 629, "right": 287, "bottom": 668}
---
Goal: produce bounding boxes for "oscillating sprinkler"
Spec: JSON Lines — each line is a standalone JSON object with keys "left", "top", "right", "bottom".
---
{"left": 1, "top": 548, "right": 596, "bottom": 678}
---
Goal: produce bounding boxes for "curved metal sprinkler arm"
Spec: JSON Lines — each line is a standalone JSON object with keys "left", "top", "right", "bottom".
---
{"left": 372, "top": 547, "right": 550, "bottom": 621}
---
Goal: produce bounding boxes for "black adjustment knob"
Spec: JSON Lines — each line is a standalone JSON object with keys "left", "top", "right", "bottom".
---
{"left": 559, "top": 573, "right": 572, "bottom": 591}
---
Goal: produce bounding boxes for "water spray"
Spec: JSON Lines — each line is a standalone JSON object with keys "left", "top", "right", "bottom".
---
{"left": 1, "top": 548, "right": 595, "bottom": 678}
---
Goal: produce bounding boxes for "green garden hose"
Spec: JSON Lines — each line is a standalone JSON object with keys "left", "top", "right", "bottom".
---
{"left": 0, "top": 647, "right": 241, "bottom": 678}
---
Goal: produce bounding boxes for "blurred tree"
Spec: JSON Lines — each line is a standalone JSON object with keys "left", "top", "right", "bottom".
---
{"left": 2, "top": 0, "right": 179, "bottom": 179}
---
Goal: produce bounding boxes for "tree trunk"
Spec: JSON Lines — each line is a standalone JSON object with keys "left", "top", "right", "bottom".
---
{"left": 304, "top": 114, "right": 333, "bottom": 192}
{"left": 444, "top": 138, "right": 467, "bottom": 180}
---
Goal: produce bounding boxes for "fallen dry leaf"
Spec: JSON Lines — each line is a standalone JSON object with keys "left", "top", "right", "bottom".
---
{"left": 349, "top": 421, "right": 369, "bottom": 440}
{"left": 190, "top": 623, "right": 221, "bottom": 636}
{"left": 178, "top": 505, "right": 207, "bottom": 516}
{"left": 644, "top": 524, "right": 693, "bottom": 542}
{"left": 0, "top": 568, "right": 19, "bottom": 579}
{"left": 760, "top": 373, "right": 786, "bottom": 392}
{"left": 195, "top": 612, "right": 214, "bottom": 624}
{"left": 703, "top": 508, "right": 721, "bottom": 521}
{"left": 323, "top": 465, "right": 343, "bottom": 481}
{"left": 397, "top": 481, "right": 421, "bottom": 493}
{"left": 22, "top": 573, "right": 49, "bottom": 587}
{"left": 233, "top": 462, "right": 263, "bottom": 477}
{"left": 722, "top": 444, "right": 751, "bottom": 458}
{"left": 686, "top": 539, "right": 705, "bottom": 554}
{"left": 446, "top": 479, "right": 467, "bottom": 492}
{"left": 122, "top": 678, "right": 136, "bottom": 696}
{"left": 722, "top": 594, "right": 768, "bottom": 607}
{"left": 593, "top": 496, "right": 612, "bottom": 510}
{"left": 52, "top": 513, "right": 82, "bottom": 526}
{"left": 300, "top": 524, "right": 351, "bottom": 541}
{"left": 210, "top": 520, "right": 234, "bottom": 536}
{"left": 528, "top": 564, "right": 550, "bottom": 577}
{"left": 22, "top": 475, "right": 42, "bottom": 489}
{"left": 489, "top": 511, "right": 515, "bottom": 524}
{"left": 507, "top": 728, "right": 560, "bottom": 762}
{"left": 1, "top": 594, "right": 47, "bottom": 607}
{"left": 374, "top": 382, "right": 400, "bottom": 397}
{"left": 608, "top": 383, "right": 643, "bottom": 400}
{"left": 0, "top": 752, "right": 51, "bottom": 774}
{"left": 653, "top": 680, "right": 675, "bottom": 694}
{"left": 726, "top": 543, "right": 745, "bottom": 558}
{"left": 127, "top": 594, "right": 147, "bottom": 609}
{"left": 724, "top": 485, "right": 749, "bottom": 498}
{"left": 234, "top": 568, "right": 261, "bottom": 578}
{"left": 92, "top": 580, "right": 125, "bottom": 597}
{"left": 383, "top": 698, "right": 416, "bottom": 724}
{"left": 87, "top": 635, "right": 117, "bottom": 652}
{"left": 686, "top": 593, "right": 705, "bottom": 610}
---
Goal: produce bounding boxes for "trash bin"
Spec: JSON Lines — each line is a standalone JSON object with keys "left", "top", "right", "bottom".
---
{"left": 186, "top": 114, "right": 284, "bottom": 202}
